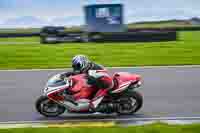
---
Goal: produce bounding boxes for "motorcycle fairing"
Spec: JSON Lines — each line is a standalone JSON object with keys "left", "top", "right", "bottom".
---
{"left": 111, "top": 72, "right": 141, "bottom": 93}
{"left": 69, "top": 74, "right": 98, "bottom": 100}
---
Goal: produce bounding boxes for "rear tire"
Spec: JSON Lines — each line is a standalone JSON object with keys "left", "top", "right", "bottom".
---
{"left": 117, "top": 91, "right": 143, "bottom": 115}
{"left": 35, "top": 96, "right": 65, "bottom": 117}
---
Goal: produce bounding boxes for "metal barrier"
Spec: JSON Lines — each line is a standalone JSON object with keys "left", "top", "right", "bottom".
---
{"left": 89, "top": 31, "right": 177, "bottom": 42}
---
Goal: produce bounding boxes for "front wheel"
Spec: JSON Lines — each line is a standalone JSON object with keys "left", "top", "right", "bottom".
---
{"left": 35, "top": 96, "right": 65, "bottom": 117}
{"left": 117, "top": 91, "right": 143, "bottom": 115}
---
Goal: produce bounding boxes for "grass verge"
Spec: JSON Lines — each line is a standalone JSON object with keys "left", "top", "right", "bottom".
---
{"left": 1, "top": 123, "right": 200, "bottom": 133}
{"left": 0, "top": 37, "right": 39, "bottom": 42}
{"left": 0, "top": 31, "right": 199, "bottom": 69}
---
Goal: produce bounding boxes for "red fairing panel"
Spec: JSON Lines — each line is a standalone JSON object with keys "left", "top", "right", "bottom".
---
{"left": 69, "top": 74, "right": 97, "bottom": 100}
{"left": 47, "top": 88, "right": 66, "bottom": 101}
{"left": 113, "top": 72, "right": 141, "bottom": 88}
{"left": 93, "top": 89, "right": 107, "bottom": 99}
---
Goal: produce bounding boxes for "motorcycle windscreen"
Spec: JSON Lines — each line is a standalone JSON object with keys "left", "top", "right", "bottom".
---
{"left": 47, "top": 74, "right": 66, "bottom": 87}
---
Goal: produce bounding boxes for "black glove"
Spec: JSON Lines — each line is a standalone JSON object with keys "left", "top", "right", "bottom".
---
{"left": 87, "top": 76, "right": 97, "bottom": 85}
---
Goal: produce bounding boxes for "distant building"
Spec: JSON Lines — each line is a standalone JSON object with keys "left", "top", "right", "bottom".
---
{"left": 84, "top": 4, "right": 125, "bottom": 33}
{"left": 190, "top": 17, "right": 200, "bottom": 25}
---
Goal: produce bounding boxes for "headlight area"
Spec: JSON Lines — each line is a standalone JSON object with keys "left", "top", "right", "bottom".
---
{"left": 137, "top": 81, "right": 142, "bottom": 87}
{"left": 131, "top": 80, "right": 142, "bottom": 88}
{"left": 43, "top": 87, "right": 49, "bottom": 93}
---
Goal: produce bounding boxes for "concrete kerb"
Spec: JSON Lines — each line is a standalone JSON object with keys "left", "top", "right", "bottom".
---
{"left": 1, "top": 120, "right": 200, "bottom": 129}
{"left": 0, "top": 121, "right": 116, "bottom": 129}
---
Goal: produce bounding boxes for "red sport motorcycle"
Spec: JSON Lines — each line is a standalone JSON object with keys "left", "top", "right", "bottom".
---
{"left": 35, "top": 71, "right": 143, "bottom": 117}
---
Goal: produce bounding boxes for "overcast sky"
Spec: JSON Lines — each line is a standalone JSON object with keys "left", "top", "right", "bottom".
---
{"left": 0, "top": 0, "right": 200, "bottom": 27}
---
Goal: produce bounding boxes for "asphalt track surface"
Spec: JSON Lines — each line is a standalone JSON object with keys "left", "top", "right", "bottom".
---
{"left": 0, "top": 67, "right": 200, "bottom": 123}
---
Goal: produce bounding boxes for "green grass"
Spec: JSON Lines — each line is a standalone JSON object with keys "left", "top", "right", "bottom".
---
{"left": 0, "top": 37, "right": 39, "bottom": 42}
{"left": 1, "top": 123, "right": 200, "bottom": 133}
{"left": 0, "top": 31, "right": 200, "bottom": 69}
{"left": 128, "top": 23, "right": 200, "bottom": 29}
{"left": 0, "top": 27, "right": 82, "bottom": 34}
{"left": 128, "top": 20, "right": 200, "bottom": 29}
{"left": 1, "top": 20, "right": 200, "bottom": 34}
{"left": 0, "top": 28, "right": 40, "bottom": 34}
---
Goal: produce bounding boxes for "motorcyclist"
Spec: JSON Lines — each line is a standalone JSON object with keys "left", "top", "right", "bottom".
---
{"left": 61, "top": 55, "right": 104, "bottom": 77}
{"left": 61, "top": 55, "right": 114, "bottom": 108}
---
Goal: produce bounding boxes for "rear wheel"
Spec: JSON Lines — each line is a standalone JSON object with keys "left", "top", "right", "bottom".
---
{"left": 117, "top": 91, "right": 143, "bottom": 115}
{"left": 35, "top": 96, "right": 65, "bottom": 117}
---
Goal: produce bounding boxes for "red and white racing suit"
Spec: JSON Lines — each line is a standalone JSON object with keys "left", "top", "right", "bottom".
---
{"left": 87, "top": 70, "right": 114, "bottom": 109}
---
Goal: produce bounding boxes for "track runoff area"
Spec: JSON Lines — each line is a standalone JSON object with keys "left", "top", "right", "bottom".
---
{"left": 0, "top": 66, "right": 200, "bottom": 126}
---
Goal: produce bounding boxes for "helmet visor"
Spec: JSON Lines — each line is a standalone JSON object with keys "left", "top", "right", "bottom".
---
{"left": 72, "top": 63, "right": 81, "bottom": 72}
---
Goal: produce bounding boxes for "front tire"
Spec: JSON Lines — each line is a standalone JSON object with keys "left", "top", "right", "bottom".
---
{"left": 117, "top": 91, "right": 143, "bottom": 115}
{"left": 35, "top": 96, "right": 65, "bottom": 117}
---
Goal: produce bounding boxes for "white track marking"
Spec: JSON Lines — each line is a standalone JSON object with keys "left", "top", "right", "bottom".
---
{"left": 0, "top": 65, "right": 200, "bottom": 72}
{"left": 1, "top": 120, "right": 200, "bottom": 129}
{"left": 1, "top": 116, "right": 200, "bottom": 124}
